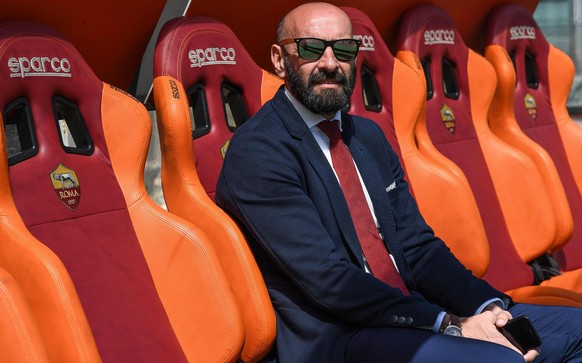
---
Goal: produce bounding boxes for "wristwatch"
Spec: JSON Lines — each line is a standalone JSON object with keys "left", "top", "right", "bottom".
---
{"left": 440, "top": 313, "right": 463, "bottom": 337}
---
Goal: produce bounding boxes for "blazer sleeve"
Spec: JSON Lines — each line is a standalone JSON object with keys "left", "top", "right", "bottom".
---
{"left": 358, "top": 118, "right": 509, "bottom": 316}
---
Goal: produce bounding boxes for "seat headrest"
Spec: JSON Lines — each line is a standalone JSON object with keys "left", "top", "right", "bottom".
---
{"left": 153, "top": 16, "right": 271, "bottom": 199}
{"left": 485, "top": 4, "right": 554, "bottom": 130}
{"left": 0, "top": 21, "right": 102, "bottom": 105}
{"left": 342, "top": 7, "right": 395, "bottom": 111}
{"left": 397, "top": 5, "right": 477, "bottom": 143}
{"left": 340, "top": 7, "right": 402, "bottom": 156}
{"left": 397, "top": 5, "right": 468, "bottom": 65}
{"left": 0, "top": 21, "right": 126, "bottom": 225}
{"left": 154, "top": 16, "right": 263, "bottom": 88}
{"left": 486, "top": 4, "right": 549, "bottom": 55}
{"left": 342, "top": 6, "right": 394, "bottom": 67}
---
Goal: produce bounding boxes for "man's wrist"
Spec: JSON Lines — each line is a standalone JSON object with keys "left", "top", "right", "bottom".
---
{"left": 439, "top": 313, "right": 463, "bottom": 337}
{"left": 475, "top": 298, "right": 504, "bottom": 315}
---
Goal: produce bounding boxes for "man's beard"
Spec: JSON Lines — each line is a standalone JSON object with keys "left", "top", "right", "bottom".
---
{"left": 285, "top": 55, "right": 356, "bottom": 116}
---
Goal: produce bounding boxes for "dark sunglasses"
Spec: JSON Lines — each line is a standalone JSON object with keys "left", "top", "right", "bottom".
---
{"left": 279, "top": 37, "right": 361, "bottom": 61}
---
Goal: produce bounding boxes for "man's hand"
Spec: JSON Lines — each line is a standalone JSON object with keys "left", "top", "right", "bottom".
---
{"left": 483, "top": 302, "right": 513, "bottom": 327}
{"left": 460, "top": 307, "right": 540, "bottom": 362}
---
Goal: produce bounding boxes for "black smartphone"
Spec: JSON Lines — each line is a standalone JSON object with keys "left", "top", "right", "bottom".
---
{"left": 500, "top": 316, "right": 542, "bottom": 354}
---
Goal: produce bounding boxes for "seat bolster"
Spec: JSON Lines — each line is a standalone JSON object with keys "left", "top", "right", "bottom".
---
{"left": 467, "top": 51, "right": 556, "bottom": 262}
{"left": 486, "top": 45, "right": 574, "bottom": 251}
{"left": 127, "top": 197, "right": 246, "bottom": 362}
{"left": 0, "top": 115, "right": 100, "bottom": 363}
{"left": 153, "top": 75, "right": 276, "bottom": 362}
{"left": 557, "top": 120, "right": 582, "bottom": 195}
{"left": 392, "top": 54, "right": 425, "bottom": 156}
{"left": 0, "top": 267, "right": 51, "bottom": 363}
{"left": 548, "top": 44, "right": 575, "bottom": 113}
{"left": 505, "top": 284, "right": 582, "bottom": 307}
{"left": 549, "top": 47, "right": 582, "bottom": 195}
{"left": 540, "top": 269, "right": 582, "bottom": 292}
{"left": 395, "top": 51, "right": 489, "bottom": 275}
{"left": 467, "top": 51, "right": 497, "bottom": 136}
{"left": 479, "top": 130, "right": 556, "bottom": 261}
{"left": 402, "top": 150, "right": 490, "bottom": 275}
{"left": 260, "top": 70, "right": 283, "bottom": 105}
{"left": 103, "top": 81, "right": 247, "bottom": 361}
{"left": 152, "top": 76, "right": 203, "bottom": 211}
{"left": 160, "top": 189, "right": 276, "bottom": 362}
{"left": 397, "top": 51, "right": 469, "bottom": 183}
{"left": 101, "top": 83, "right": 153, "bottom": 205}
{"left": 0, "top": 217, "right": 101, "bottom": 363}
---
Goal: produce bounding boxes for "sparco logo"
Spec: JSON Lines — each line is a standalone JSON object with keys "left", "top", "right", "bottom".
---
{"left": 8, "top": 56, "right": 71, "bottom": 78}
{"left": 354, "top": 34, "right": 375, "bottom": 51}
{"left": 189, "top": 47, "right": 236, "bottom": 68}
{"left": 424, "top": 29, "right": 455, "bottom": 45}
{"left": 169, "top": 79, "right": 180, "bottom": 99}
{"left": 510, "top": 25, "right": 536, "bottom": 40}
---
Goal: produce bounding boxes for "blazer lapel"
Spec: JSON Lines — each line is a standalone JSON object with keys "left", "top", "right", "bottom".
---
{"left": 271, "top": 90, "right": 365, "bottom": 266}
{"left": 342, "top": 115, "right": 413, "bottom": 284}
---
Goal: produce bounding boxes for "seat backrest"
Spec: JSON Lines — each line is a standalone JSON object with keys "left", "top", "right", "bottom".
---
{"left": 0, "top": 21, "right": 244, "bottom": 362}
{"left": 0, "top": 151, "right": 100, "bottom": 363}
{"left": 154, "top": 16, "right": 281, "bottom": 200}
{"left": 342, "top": 6, "right": 489, "bottom": 276}
{"left": 0, "top": 266, "right": 50, "bottom": 363}
{"left": 397, "top": 5, "right": 557, "bottom": 292}
{"left": 153, "top": 16, "right": 278, "bottom": 362}
{"left": 485, "top": 3, "right": 582, "bottom": 272}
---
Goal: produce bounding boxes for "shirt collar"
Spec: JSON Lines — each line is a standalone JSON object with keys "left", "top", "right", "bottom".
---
{"left": 284, "top": 87, "right": 343, "bottom": 130}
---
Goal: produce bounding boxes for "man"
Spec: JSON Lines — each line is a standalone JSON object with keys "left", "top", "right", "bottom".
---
{"left": 216, "top": 2, "right": 582, "bottom": 362}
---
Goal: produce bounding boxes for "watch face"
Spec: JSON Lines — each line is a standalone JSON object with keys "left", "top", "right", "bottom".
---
{"left": 443, "top": 325, "right": 462, "bottom": 337}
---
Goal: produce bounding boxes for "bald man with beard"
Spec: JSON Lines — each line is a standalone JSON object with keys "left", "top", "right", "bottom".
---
{"left": 216, "top": 3, "right": 582, "bottom": 362}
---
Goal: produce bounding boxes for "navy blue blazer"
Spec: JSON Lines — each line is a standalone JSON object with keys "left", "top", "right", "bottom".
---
{"left": 216, "top": 88, "right": 507, "bottom": 363}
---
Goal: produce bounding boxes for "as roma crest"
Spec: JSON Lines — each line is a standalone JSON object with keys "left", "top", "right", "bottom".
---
{"left": 440, "top": 104, "right": 456, "bottom": 134}
{"left": 524, "top": 93, "right": 537, "bottom": 119}
{"left": 220, "top": 139, "right": 230, "bottom": 159}
{"left": 49, "top": 163, "right": 81, "bottom": 210}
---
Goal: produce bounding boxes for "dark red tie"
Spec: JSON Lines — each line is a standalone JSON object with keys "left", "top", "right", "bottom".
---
{"left": 318, "top": 120, "right": 410, "bottom": 295}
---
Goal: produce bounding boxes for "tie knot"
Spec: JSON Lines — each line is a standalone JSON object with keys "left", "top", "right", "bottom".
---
{"left": 318, "top": 120, "right": 342, "bottom": 141}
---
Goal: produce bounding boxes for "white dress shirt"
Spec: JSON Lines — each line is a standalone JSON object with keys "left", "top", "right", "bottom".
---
{"left": 283, "top": 88, "right": 503, "bottom": 332}
{"left": 283, "top": 88, "right": 398, "bottom": 273}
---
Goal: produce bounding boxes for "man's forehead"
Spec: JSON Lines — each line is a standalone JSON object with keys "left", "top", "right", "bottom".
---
{"left": 285, "top": 15, "right": 352, "bottom": 39}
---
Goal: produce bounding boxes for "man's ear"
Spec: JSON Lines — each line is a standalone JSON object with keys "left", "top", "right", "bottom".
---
{"left": 271, "top": 44, "right": 286, "bottom": 79}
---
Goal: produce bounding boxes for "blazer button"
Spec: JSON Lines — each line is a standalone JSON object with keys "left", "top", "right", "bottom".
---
{"left": 390, "top": 315, "right": 398, "bottom": 323}
{"left": 406, "top": 317, "right": 413, "bottom": 324}
{"left": 398, "top": 316, "right": 406, "bottom": 324}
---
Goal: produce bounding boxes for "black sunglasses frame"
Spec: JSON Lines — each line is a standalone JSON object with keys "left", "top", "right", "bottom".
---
{"left": 279, "top": 37, "right": 361, "bottom": 61}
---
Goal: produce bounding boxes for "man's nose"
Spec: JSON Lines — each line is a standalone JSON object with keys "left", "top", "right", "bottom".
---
{"left": 317, "top": 46, "right": 339, "bottom": 71}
